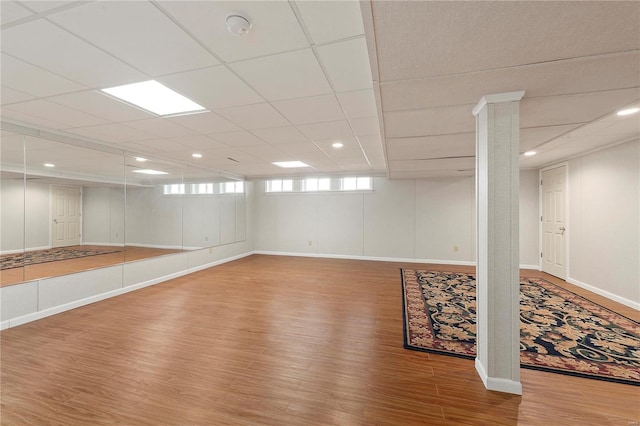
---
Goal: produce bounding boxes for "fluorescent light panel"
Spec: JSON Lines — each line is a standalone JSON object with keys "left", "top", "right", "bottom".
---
{"left": 101, "top": 80, "right": 206, "bottom": 116}
{"left": 132, "top": 169, "right": 168, "bottom": 175}
{"left": 272, "top": 161, "right": 310, "bottom": 168}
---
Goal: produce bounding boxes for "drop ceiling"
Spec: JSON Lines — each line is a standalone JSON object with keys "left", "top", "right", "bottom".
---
{"left": 1, "top": 1, "right": 639, "bottom": 181}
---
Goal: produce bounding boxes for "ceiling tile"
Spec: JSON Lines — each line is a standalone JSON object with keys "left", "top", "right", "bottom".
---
{"left": 66, "top": 123, "right": 154, "bottom": 143}
{"left": 20, "top": 1, "right": 78, "bottom": 13}
{"left": 124, "top": 138, "right": 188, "bottom": 153}
{"left": 123, "top": 118, "right": 197, "bottom": 139}
{"left": 336, "top": 157, "right": 371, "bottom": 170}
{"left": 384, "top": 104, "right": 476, "bottom": 138}
{"left": 1, "top": 86, "right": 36, "bottom": 105}
{"left": 337, "top": 89, "right": 377, "bottom": 119}
{"left": 294, "top": 1, "right": 364, "bottom": 45}
{"left": 272, "top": 94, "right": 344, "bottom": 125}
{"left": 251, "top": 126, "right": 308, "bottom": 145}
{"left": 350, "top": 117, "right": 379, "bottom": 136}
{"left": 372, "top": 1, "right": 640, "bottom": 81}
{"left": 386, "top": 133, "right": 474, "bottom": 161}
{"left": 157, "top": 1, "right": 308, "bottom": 63}
{"left": 299, "top": 120, "right": 354, "bottom": 141}
{"left": 1, "top": 53, "right": 87, "bottom": 97}
{"left": 316, "top": 37, "right": 372, "bottom": 92}
{"left": 5, "top": 99, "right": 108, "bottom": 128}
{"left": 47, "top": 90, "right": 155, "bottom": 122}
{"left": 216, "top": 103, "right": 289, "bottom": 130}
{"left": 229, "top": 49, "right": 331, "bottom": 101}
{"left": 49, "top": 1, "right": 219, "bottom": 76}
{"left": 1, "top": 1, "right": 33, "bottom": 25}
{"left": 158, "top": 66, "right": 263, "bottom": 110}
{"left": 327, "top": 147, "right": 364, "bottom": 160}
{"left": 2, "top": 19, "right": 146, "bottom": 87}
{"left": 277, "top": 142, "right": 324, "bottom": 155}
{"left": 170, "top": 135, "right": 227, "bottom": 151}
{"left": 520, "top": 124, "right": 581, "bottom": 152}
{"left": 211, "top": 131, "right": 268, "bottom": 147}
{"left": 237, "top": 144, "right": 287, "bottom": 161}
{"left": 357, "top": 134, "right": 383, "bottom": 150}
{"left": 168, "top": 111, "right": 240, "bottom": 134}
{"left": 520, "top": 88, "right": 640, "bottom": 128}
{"left": 380, "top": 52, "right": 640, "bottom": 112}
{"left": 0, "top": 107, "right": 69, "bottom": 130}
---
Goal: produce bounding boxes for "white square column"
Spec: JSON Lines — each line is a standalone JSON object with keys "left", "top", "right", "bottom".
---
{"left": 473, "top": 91, "right": 525, "bottom": 395}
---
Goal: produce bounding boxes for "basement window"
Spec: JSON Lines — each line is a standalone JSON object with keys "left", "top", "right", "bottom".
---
{"left": 266, "top": 179, "right": 293, "bottom": 193}
{"left": 163, "top": 183, "right": 185, "bottom": 195}
{"left": 220, "top": 181, "right": 245, "bottom": 194}
{"left": 265, "top": 177, "right": 373, "bottom": 193}
{"left": 342, "top": 177, "right": 371, "bottom": 191}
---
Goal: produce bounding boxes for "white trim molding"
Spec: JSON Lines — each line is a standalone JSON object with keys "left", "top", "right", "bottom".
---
{"left": 567, "top": 277, "right": 640, "bottom": 311}
{"left": 475, "top": 358, "right": 523, "bottom": 395}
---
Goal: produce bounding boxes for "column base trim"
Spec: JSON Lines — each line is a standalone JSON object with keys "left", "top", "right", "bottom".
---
{"left": 475, "top": 358, "right": 523, "bottom": 395}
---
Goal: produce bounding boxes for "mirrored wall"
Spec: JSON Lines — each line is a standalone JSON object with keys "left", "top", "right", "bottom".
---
{"left": 0, "top": 129, "right": 247, "bottom": 287}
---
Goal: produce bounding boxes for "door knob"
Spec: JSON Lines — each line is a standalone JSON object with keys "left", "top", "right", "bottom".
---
{"left": 559, "top": 226, "right": 566, "bottom": 235}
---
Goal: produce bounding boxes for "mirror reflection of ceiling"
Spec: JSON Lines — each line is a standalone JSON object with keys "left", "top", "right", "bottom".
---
{"left": 1, "top": 1, "right": 639, "bottom": 179}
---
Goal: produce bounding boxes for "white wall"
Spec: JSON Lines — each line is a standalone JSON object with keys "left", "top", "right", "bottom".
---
{"left": 1, "top": 179, "right": 50, "bottom": 253}
{"left": 124, "top": 186, "right": 246, "bottom": 249}
{"left": 254, "top": 174, "right": 540, "bottom": 266}
{"left": 520, "top": 169, "right": 540, "bottom": 267}
{"left": 568, "top": 139, "right": 639, "bottom": 306}
{"left": 83, "top": 186, "right": 125, "bottom": 245}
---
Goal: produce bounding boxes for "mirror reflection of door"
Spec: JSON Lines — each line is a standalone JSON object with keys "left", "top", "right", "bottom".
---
{"left": 541, "top": 166, "right": 567, "bottom": 279}
{"left": 51, "top": 185, "right": 81, "bottom": 248}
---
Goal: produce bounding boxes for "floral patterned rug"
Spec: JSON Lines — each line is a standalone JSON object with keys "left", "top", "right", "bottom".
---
{"left": 1, "top": 246, "right": 122, "bottom": 270}
{"left": 401, "top": 269, "right": 640, "bottom": 386}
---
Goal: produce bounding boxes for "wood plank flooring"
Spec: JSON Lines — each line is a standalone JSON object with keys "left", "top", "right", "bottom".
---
{"left": 0, "top": 245, "right": 184, "bottom": 287}
{"left": 1, "top": 255, "right": 638, "bottom": 425}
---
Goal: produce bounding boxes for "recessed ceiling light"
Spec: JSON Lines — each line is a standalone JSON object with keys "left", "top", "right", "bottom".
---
{"left": 101, "top": 80, "right": 207, "bottom": 116}
{"left": 617, "top": 107, "right": 640, "bottom": 116}
{"left": 272, "top": 161, "right": 310, "bottom": 168}
{"left": 44, "top": 163, "right": 55, "bottom": 167}
{"left": 524, "top": 151, "right": 536, "bottom": 156}
{"left": 192, "top": 153, "right": 203, "bottom": 158}
{"left": 332, "top": 142, "right": 344, "bottom": 149}
{"left": 132, "top": 169, "right": 168, "bottom": 175}
{"left": 135, "top": 157, "right": 147, "bottom": 162}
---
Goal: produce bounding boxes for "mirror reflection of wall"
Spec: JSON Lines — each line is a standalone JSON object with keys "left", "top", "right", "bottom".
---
{"left": 0, "top": 128, "right": 248, "bottom": 287}
{"left": 0, "top": 131, "right": 26, "bottom": 285}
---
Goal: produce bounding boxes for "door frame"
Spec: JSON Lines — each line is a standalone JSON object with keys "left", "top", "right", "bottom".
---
{"left": 538, "top": 162, "right": 569, "bottom": 278}
{"left": 49, "top": 184, "right": 83, "bottom": 248}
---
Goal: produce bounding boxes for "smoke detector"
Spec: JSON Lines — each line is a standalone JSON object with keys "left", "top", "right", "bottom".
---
{"left": 226, "top": 14, "right": 252, "bottom": 36}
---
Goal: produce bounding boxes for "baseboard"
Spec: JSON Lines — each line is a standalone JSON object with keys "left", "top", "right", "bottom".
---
{"left": 567, "top": 277, "right": 640, "bottom": 311}
{"left": 520, "top": 264, "right": 541, "bottom": 271}
{"left": 0, "top": 245, "right": 51, "bottom": 255}
{"left": 475, "top": 358, "right": 522, "bottom": 395}
{"left": 254, "top": 250, "right": 476, "bottom": 266}
{"left": 2, "top": 251, "right": 254, "bottom": 330}
{"left": 125, "top": 243, "right": 184, "bottom": 250}
{"left": 82, "top": 242, "right": 125, "bottom": 247}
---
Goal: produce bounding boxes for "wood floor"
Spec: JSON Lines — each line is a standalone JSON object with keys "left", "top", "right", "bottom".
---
{"left": 0, "top": 245, "right": 184, "bottom": 287}
{"left": 1, "top": 255, "right": 638, "bottom": 425}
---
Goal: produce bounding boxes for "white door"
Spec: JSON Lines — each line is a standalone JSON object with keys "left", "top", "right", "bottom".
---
{"left": 541, "top": 166, "right": 567, "bottom": 279}
{"left": 51, "top": 185, "right": 81, "bottom": 248}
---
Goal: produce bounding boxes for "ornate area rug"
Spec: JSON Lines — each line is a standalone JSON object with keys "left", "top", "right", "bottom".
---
{"left": 401, "top": 269, "right": 640, "bottom": 386}
{"left": 1, "top": 246, "right": 122, "bottom": 270}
